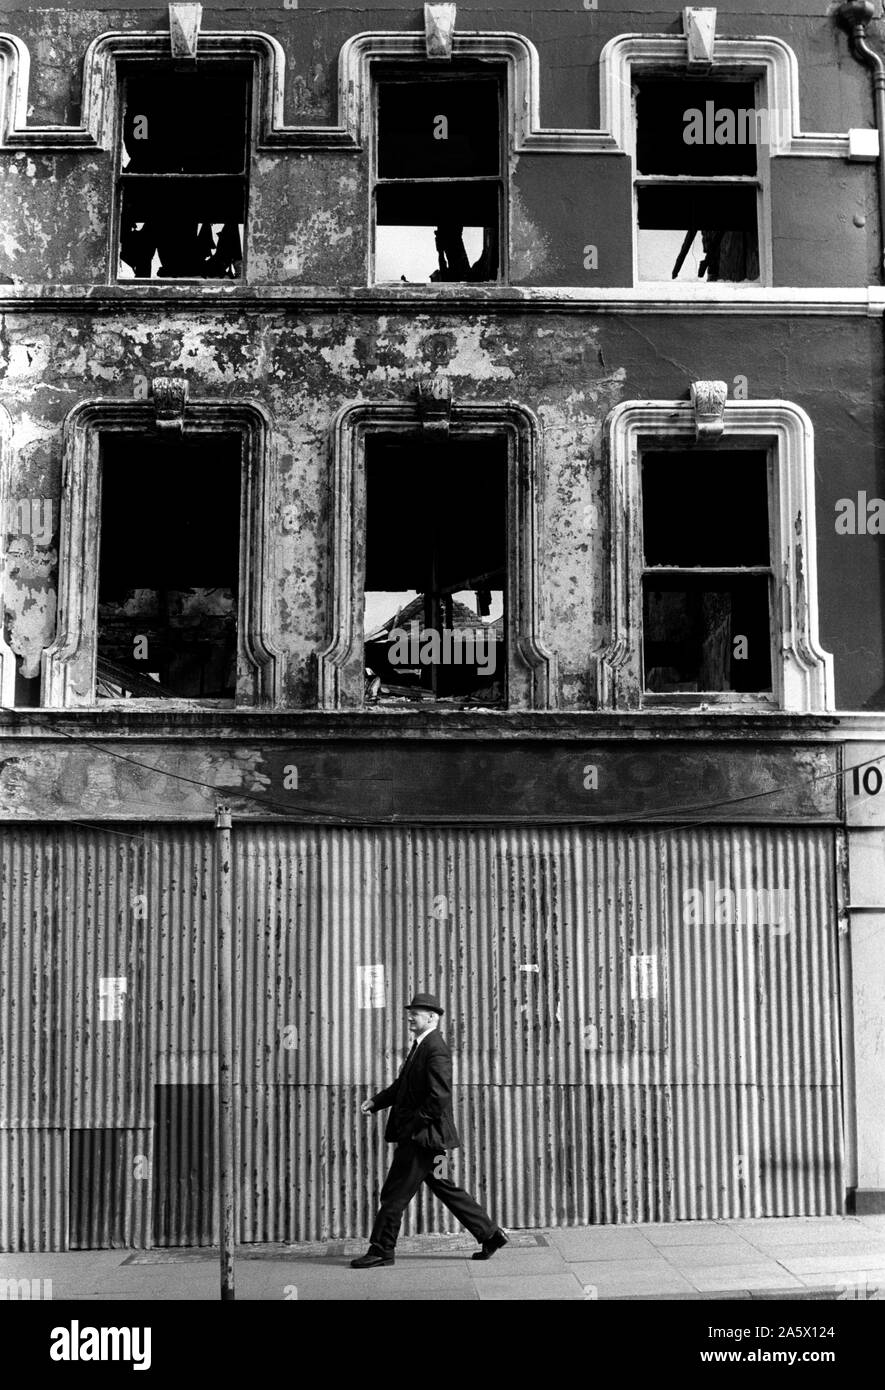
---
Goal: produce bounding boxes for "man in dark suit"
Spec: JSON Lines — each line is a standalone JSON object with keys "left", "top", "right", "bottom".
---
{"left": 351, "top": 992, "right": 508, "bottom": 1269}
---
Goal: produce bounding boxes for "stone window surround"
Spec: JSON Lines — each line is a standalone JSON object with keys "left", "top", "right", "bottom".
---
{"left": 0, "top": 403, "right": 16, "bottom": 706}
{"left": 0, "top": 27, "right": 858, "bottom": 158}
{"left": 596, "top": 399, "right": 834, "bottom": 714}
{"left": 317, "top": 399, "right": 557, "bottom": 711}
{"left": 41, "top": 397, "right": 282, "bottom": 709}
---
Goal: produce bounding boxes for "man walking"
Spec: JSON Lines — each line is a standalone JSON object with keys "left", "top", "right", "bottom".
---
{"left": 351, "top": 992, "right": 508, "bottom": 1269}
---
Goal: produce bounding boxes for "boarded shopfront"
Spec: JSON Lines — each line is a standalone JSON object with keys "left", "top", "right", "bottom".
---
{"left": 0, "top": 737, "right": 845, "bottom": 1248}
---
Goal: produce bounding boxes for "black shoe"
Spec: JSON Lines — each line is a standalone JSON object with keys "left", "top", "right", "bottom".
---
{"left": 350, "top": 1249, "right": 395, "bottom": 1269}
{"left": 472, "top": 1228, "right": 508, "bottom": 1261}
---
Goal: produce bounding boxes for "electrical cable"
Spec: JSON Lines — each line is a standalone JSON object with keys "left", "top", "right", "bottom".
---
{"left": 1, "top": 701, "right": 876, "bottom": 827}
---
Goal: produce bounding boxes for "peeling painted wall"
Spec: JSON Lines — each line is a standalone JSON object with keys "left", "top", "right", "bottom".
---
{"left": 2, "top": 0, "right": 885, "bottom": 1242}
{"left": 0, "top": 4, "right": 880, "bottom": 286}
{"left": 0, "top": 308, "right": 882, "bottom": 708}
{"left": 1, "top": 2, "right": 884, "bottom": 710}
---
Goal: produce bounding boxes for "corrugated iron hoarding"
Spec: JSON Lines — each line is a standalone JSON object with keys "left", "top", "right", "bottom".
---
{"left": 0, "top": 822, "right": 842, "bottom": 1249}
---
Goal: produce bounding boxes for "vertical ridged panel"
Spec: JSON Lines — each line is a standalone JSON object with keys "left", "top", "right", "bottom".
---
{"left": 233, "top": 822, "right": 842, "bottom": 1237}
{"left": 0, "top": 1129, "right": 66, "bottom": 1250}
{"left": 0, "top": 822, "right": 842, "bottom": 1247}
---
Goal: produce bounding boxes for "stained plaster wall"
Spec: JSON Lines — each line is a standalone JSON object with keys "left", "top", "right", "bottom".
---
{"left": 0, "top": 308, "right": 883, "bottom": 710}
{"left": 1, "top": 3, "right": 884, "bottom": 710}
{"left": 0, "top": 4, "right": 879, "bottom": 286}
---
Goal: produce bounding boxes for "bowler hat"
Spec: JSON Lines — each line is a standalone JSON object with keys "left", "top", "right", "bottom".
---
{"left": 405, "top": 992, "right": 444, "bottom": 1016}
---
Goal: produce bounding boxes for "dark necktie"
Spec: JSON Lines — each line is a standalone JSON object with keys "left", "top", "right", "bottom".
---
{"left": 400, "top": 1040, "right": 417, "bottom": 1075}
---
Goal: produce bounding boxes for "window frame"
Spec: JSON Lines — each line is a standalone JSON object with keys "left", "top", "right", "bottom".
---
{"left": 362, "top": 431, "right": 510, "bottom": 707}
{"left": 94, "top": 432, "right": 243, "bottom": 703}
{"left": 638, "top": 439, "right": 778, "bottom": 706}
{"left": 318, "top": 400, "right": 556, "bottom": 710}
{"left": 369, "top": 62, "right": 510, "bottom": 288}
{"left": 629, "top": 66, "right": 774, "bottom": 290}
{"left": 110, "top": 61, "right": 255, "bottom": 287}
{"left": 598, "top": 399, "right": 834, "bottom": 713}
{"left": 42, "top": 398, "right": 281, "bottom": 709}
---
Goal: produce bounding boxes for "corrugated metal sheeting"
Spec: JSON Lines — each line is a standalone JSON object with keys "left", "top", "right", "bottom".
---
{"left": 0, "top": 823, "right": 843, "bottom": 1249}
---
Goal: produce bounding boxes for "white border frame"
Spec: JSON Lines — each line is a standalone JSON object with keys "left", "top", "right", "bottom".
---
{"left": 597, "top": 399, "right": 834, "bottom": 713}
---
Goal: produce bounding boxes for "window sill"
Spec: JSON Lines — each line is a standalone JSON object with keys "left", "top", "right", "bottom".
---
{"left": 3, "top": 285, "right": 881, "bottom": 315}
{"left": 92, "top": 698, "right": 237, "bottom": 711}
{"left": 641, "top": 694, "right": 779, "bottom": 711}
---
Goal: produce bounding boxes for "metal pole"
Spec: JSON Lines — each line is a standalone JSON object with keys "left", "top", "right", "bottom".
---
{"left": 837, "top": 3, "right": 885, "bottom": 284}
{"left": 215, "top": 803, "right": 236, "bottom": 1300}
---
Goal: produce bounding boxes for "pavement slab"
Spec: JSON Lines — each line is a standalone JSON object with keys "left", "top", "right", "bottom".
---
{"left": 474, "top": 1273, "right": 586, "bottom": 1301}
{"left": 776, "top": 1254, "right": 885, "bottom": 1275}
{"left": 659, "top": 1243, "right": 778, "bottom": 1268}
{"left": 686, "top": 1266, "right": 807, "bottom": 1292}
{"left": 3, "top": 1217, "right": 881, "bottom": 1300}
{"left": 545, "top": 1228, "right": 658, "bottom": 1261}
{"left": 569, "top": 1259, "right": 698, "bottom": 1295}
{"left": 644, "top": 1224, "right": 755, "bottom": 1247}
{"left": 465, "top": 1247, "right": 567, "bottom": 1276}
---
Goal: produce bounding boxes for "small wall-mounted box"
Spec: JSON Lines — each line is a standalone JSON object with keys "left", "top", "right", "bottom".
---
{"left": 848, "top": 127, "right": 880, "bottom": 161}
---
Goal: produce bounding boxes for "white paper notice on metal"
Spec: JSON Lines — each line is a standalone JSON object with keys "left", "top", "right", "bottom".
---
{"left": 357, "top": 964, "right": 386, "bottom": 1009}
{"left": 99, "top": 976, "right": 128, "bottom": 1021}
{"left": 630, "top": 953, "right": 658, "bottom": 1001}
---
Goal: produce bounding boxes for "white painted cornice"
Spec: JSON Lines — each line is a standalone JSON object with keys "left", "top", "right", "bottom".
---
{"left": 0, "top": 286, "right": 882, "bottom": 315}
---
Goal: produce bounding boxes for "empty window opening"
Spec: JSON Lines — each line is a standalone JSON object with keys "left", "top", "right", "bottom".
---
{"left": 117, "top": 72, "right": 250, "bottom": 280}
{"left": 641, "top": 450, "right": 772, "bottom": 693}
{"left": 96, "top": 435, "right": 241, "bottom": 700}
{"left": 635, "top": 79, "right": 761, "bottom": 283}
{"left": 363, "top": 436, "right": 507, "bottom": 704}
{"left": 374, "top": 74, "right": 504, "bottom": 284}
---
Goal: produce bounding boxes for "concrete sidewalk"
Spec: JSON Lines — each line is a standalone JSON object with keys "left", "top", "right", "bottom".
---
{"left": 3, "top": 1216, "right": 885, "bottom": 1301}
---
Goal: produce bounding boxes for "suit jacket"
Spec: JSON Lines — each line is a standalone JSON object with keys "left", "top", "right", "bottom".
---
{"left": 371, "top": 1030, "right": 462, "bottom": 1150}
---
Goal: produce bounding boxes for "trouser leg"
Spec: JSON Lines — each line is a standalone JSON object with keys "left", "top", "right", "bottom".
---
{"left": 368, "top": 1142, "right": 427, "bottom": 1255}
{"left": 424, "top": 1156, "right": 497, "bottom": 1243}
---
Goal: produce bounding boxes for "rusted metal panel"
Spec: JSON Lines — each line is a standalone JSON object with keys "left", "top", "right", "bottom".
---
{"left": 0, "top": 821, "right": 842, "bottom": 1247}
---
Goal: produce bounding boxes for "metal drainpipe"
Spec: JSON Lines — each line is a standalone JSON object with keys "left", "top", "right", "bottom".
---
{"left": 837, "top": 2, "right": 885, "bottom": 281}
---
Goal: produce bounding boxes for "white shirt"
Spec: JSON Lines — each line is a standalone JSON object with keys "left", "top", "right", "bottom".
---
{"left": 413, "top": 1017, "right": 439, "bottom": 1049}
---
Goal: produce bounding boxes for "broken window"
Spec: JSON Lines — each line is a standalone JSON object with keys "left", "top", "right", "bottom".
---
{"left": 641, "top": 450, "right": 773, "bottom": 693}
{"left": 374, "top": 73, "right": 504, "bottom": 284}
{"left": 634, "top": 78, "right": 762, "bottom": 283}
{"left": 117, "top": 71, "right": 250, "bottom": 281}
{"left": 96, "top": 435, "right": 241, "bottom": 699}
{"left": 363, "top": 436, "right": 507, "bottom": 703}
